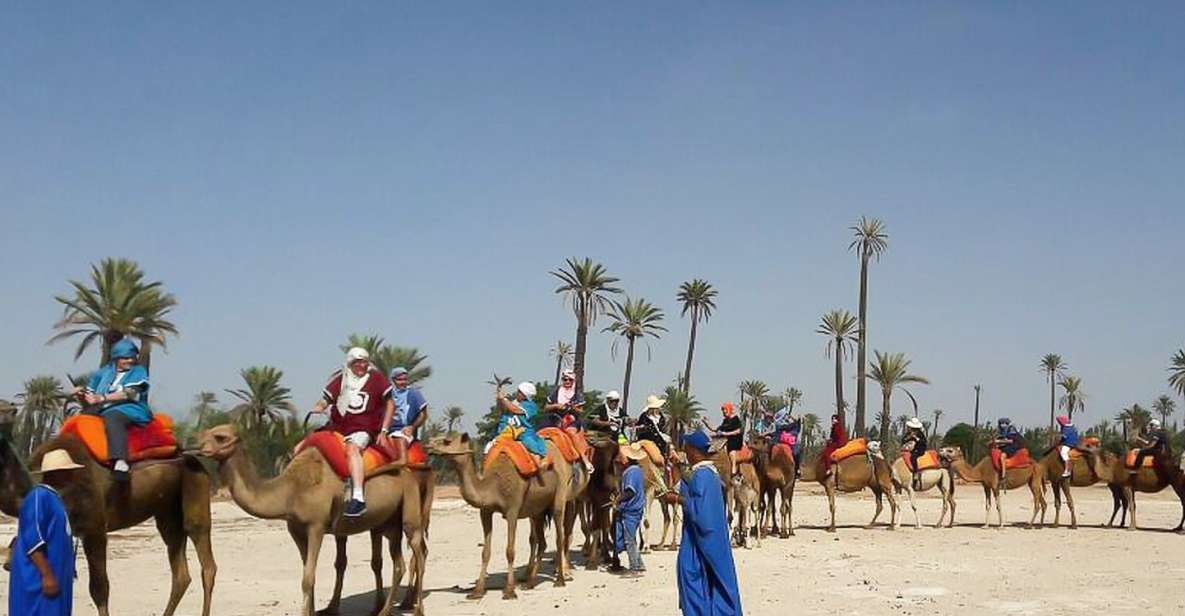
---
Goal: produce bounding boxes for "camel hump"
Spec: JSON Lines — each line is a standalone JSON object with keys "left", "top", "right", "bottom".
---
{"left": 734, "top": 444, "right": 755, "bottom": 465}
{"left": 771, "top": 443, "right": 794, "bottom": 462}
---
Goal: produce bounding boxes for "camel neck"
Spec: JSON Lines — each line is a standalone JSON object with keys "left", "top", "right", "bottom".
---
{"left": 451, "top": 453, "right": 492, "bottom": 510}
{"left": 0, "top": 440, "right": 33, "bottom": 517}
{"left": 221, "top": 448, "right": 292, "bottom": 519}
{"left": 951, "top": 458, "right": 982, "bottom": 483}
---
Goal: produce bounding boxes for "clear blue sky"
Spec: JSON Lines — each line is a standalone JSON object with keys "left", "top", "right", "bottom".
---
{"left": 2, "top": 3, "right": 1183, "bottom": 433}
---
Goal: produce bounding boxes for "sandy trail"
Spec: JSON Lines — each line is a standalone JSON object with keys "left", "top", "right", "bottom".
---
{"left": 1, "top": 483, "right": 1182, "bottom": 615}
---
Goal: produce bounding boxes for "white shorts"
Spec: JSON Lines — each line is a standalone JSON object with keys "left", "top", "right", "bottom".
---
{"left": 343, "top": 432, "right": 371, "bottom": 449}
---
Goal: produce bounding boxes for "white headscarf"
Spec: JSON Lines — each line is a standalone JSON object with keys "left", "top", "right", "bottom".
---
{"left": 555, "top": 370, "right": 577, "bottom": 405}
{"left": 338, "top": 347, "right": 372, "bottom": 415}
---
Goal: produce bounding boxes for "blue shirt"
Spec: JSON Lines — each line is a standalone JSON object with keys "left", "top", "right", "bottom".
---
{"left": 614, "top": 464, "right": 646, "bottom": 552}
{"left": 390, "top": 387, "right": 427, "bottom": 436}
{"left": 10, "top": 485, "right": 74, "bottom": 616}
{"left": 677, "top": 463, "right": 742, "bottom": 616}
{"left": 88, "top": 364, "right": 153, "bottom": 424}
{"left": 1059, "top": 424, "right": 1080, "bottom": 447}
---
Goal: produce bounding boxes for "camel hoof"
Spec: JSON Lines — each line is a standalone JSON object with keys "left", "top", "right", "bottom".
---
{"left": 522, "top": 579, "right": 540, "bottom": 590}
{"left": 317, "top": 608, "right": 342, "bottom": 616}
{"left": 554, "top": 578, "right": 567, "bottom": 588}
{"left": 826, "top": 527, "right": 837, "bottom": 534}
{"left": 502, "top": 589, "right": 519, "bottom": 600}
{"left": 466, "top": 590, "right": 486, "bottom": 601}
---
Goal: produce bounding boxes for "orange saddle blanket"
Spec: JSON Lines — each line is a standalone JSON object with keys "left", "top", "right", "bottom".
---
{"left": 636, "top": 440, "right": 667, "bottom": 466}
{"left": 1068, "top": 437, "right": 1101, "bottom": 460}
{"left": 485, "top": 437, "right": 550, "bottom": 477}
{"left": 296, "top": 432, "right": 428, "bottom": 481}
{"left": 990, "top": 448, "right": 1033, "bottom": 471}
{"left": 734, "top": 444, "right": 754, "bottom": 465}
{"left": 538, "top": 427, "right": 588, "bottom": 464}
{"left": 771, "top": 443, "right": 795, "bottom": 463}
{"left": 830, "top": 438, "right": 868, "bottom": 463}
{"left": 1124, "top": 449, "right": 1157, "bottom": 469}
{"left": 902, "top": 450, "right": 941, "bottom": 471}
{"left": 61, "top": 414, "right": 177, "bottom": 463}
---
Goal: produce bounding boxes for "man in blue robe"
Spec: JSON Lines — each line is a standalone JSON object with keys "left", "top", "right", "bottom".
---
{"left": 612, "top": 443, "right": 648, "bottom": 575}
{"left": 664, "top": 431, "right": 742, "bottom": 615}
{"left": 10, "top": 449, "right": 83, "bottom": 616}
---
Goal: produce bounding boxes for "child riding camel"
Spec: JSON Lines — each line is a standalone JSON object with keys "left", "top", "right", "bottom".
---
{"left": 1055, "top": 415, "right": 1080, "bottom": 478}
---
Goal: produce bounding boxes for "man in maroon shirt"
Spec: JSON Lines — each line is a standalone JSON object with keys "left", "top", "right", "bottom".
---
{"left": 310, "top": 347, "right": 395, "bottom": 517}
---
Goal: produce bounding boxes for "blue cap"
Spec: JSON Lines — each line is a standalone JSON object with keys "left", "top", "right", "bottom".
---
{"left": 683, "top": 430, "right": 711, "bottom": 454}
{"left": 998, "top": 417, "right": 1011, "bottom": 426}
{"left": 110, "top": 339, "right": 139, "bottom": 360}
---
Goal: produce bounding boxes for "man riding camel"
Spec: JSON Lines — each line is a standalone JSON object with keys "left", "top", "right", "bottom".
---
{"left": 588, "top": 390, "right": 629, "bottom": 444}
{"left": 491, "top": 381, "right": 550, "bottom": 467}
{"left": 72, "top": 338, "right": 153, "bottom": 482}
{"left": 1130, "top": 418, "right": 1168, "bottom": 474}
{"left": 994, "top": 417, "right": 1024, "bottom": 482}
{"left": 819, "top": 414, "right": 847, "bottom": 476}
{"left": 381, "top": 366, "right": 428, "bottom": 465}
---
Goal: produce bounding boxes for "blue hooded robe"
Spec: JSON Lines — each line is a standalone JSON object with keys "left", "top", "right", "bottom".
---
{"left": 614, "top": 463, "right": 645, "bottom": 552}
{"left": 9, "top": 485, "right": 75, "bottom": 616}
{"left": 87, "top": 340, "right": 152, "bottom": 424}
{"left": 677, "top": 462, "right": 742, "bottom": 616}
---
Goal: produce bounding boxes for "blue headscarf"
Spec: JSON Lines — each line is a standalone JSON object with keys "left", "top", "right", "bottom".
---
{"left": 87, "top": 339, "right": 152, "bottom": 424}
{"left": 110, "top": 338, "right": 139, "bottom": 360}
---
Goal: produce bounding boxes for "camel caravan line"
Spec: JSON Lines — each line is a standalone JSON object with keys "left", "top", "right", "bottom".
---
{"left": 5, "top": 399, "right": 1185, "bottom": 616}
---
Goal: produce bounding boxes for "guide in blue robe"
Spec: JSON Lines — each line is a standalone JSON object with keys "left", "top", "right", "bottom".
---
{"left": 614, "top": 463, "right": 646, "bottom": 552}
{"left": 9, "top": 485, "right": 75, "bottom": 616}
{"left": 677, "top": 461, "right": 742, "bottom": 616}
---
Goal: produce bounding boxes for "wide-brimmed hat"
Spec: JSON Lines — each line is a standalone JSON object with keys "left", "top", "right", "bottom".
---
{"left": 606, "top": 390, "right": 621, "bottom": 401}
{"left": 644, "top": 395, "right": 666, "bottom": 410}
{"left": 35, "top": 449, "right": 84, "bottom": 474}
{"left": 618, "top": 443, "right": 647, "bottom": 461}
{"left": 906, "top": 417, "right": 923, "bottom": 430}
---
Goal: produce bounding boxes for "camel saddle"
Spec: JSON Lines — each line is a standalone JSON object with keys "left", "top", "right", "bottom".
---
{"left": 296, "top": 431, "right": 429, "bottom": 480}
{"left": 901, "top": 449, "right": 941, "bottom": 471}
{"left": 734, "top": 444, "right": 755, "bottom": 465}
{"left": 1068, "top": 437, "right": 1101, "bottom": 460}
{"left": 1124, "top": 449, "right": 1157, "bottom": 469}
{"left": 537, "top": 427, "right": 589, "bottom": 464}
{"left": 771, "top": 443, "right": 794, "bottom": 463}
{"left": 635, "top": 439, "right": 667, "bottom": 466}
{"left": 990, "top": 448, "right": 1033, "bottom": 471}
{"left": 829, "top": 438, "right": 868, "bottom": 463}
{"left": 484, "top": 437, "right": 550, "bottom": 477}
{"left": 60, "top": 414, "right": 177, "bottom": 464}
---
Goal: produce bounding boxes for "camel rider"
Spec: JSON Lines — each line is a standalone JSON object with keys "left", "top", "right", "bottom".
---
{"left": 1130, "top": 419, "right": 1168, "bottom": 474}
{"left": 73, "top": 338, "right": 152, "bottom": 482}
{"left": 493, "top": 381, "right": 550, "bottom": 466}
{"left": 589, "top": 390, "right": 629, "bottom": 444}
{"left": 635, "top": 395, "right": 673, "bottom": 459}
{"left": 902, "top": 417, "right": 927, "bottom": 490}
{"left": 1054, "top": 415, "right": 1080, "bottom": 478}
{"left": 382, "top": 367, "right": 428, "bottom": 465}
{"left": 994, "top": 418, "right": 1024, "bottom": 481}
{"left": 775, "top": 411, "right": 804, "bottom": 475}
{"left": 311, "top": 347, "right": 394, "bottom": 517}
{"left": 543, "top": 370, "right": 585, "bottom": 430}
{"left": 705, "top": 402, "right": 744, "bottom": 478}
{"left": 819, "top": 414, "right": 847, "bottom": 475}
{"left": 752, "top": 409, "right": 776, "bottom": 441}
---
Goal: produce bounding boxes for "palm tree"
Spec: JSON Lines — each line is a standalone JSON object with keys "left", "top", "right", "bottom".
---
{"left": 225, "top": 366, "right": 296, "bottom": 430}
{"left": 1058, "top": 375, "right": 1087, "bottom": 421}
{"left": 424, "top": 420, "right": 447, "bottom": 440}
{"left": 192, "top": 391, "right": 221, "bottom": 430}
{"left": 1152, "top": 395, "right": 1176, "bottom": 428}
{"left": 676, "top": 279, "right": 718, "bottom": 395}
{"left": 1115, "top": 408, "right": 1131, "bottom": 442}
{"left": 1169, "top": 349, "right": 1185, "bottom": 406}
{"left": 972, "top": 384, "right": 983, "bottom": 460}
{"left": 849, "top": 216, "right": 889, "bottom": 436}
{"left": 551, "top": 258, "right": 623, "bottom": 396}
{"left": 663, "top": 385, "right": 704, "bottom": 444}
{"left": 817, "top": 309, "right": 860, "bottom": 429}
{"left": 49, "top": 258, "right": 179, "bottom": 368}
{"left": 1039, "top": 354, "right": 1067, "bottom": 437}
{"left": 1126, "top": 404, "right": 1152, "bottom": 434}
{"left": 444, "top": 406, "right": 465, "bottom": 432}
{"left": 895, "top": 414, "right": 911, "bottom": 440}
{"left": 865, "top": 350, "right": 930, "bottom": 446}
{"left": 15, "top": 376, "right": 67, "bottom": 456}
{"left": 931, "top": 408, "right": 944, "bottom": 440}
{"left": 341, "top": 334, "right": 432, "bottom": 383}
{"left": 782, "top": 387, "right": 803, "bottom": 414}
{"left": 737, "top": 380, "right": 770, "bottom": 431}
{"left": 549, "top": 340, "right": 574, "bottom": 385}
{"left": 604, "top": 297, "right": 667, "bottom": 413}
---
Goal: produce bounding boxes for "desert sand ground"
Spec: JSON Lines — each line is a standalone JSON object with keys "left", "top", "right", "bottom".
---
{"left": 2, "top": 483, "right": 1183, "bottom": 615}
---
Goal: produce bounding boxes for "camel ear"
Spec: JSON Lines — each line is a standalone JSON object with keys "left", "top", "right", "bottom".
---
{"left": 459, "top": 433, "right": 470, "bottom": 445}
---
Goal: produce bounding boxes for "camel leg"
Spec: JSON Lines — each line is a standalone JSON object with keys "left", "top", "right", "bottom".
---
{"left": 826, "top": 483, "right": 837, "bottom": 533}
{"left": 563, "top": 504, "right": 579, "bottom": 579}
{"left": 370, "top": 531, "right": 388, "bottom": 615}
{"left": 468, "top": 509, "right": 494, "bottom": 599}
{"left": 155, "top": 516, "right": 193, "bottom": 616}
{"left": 906, "top": 485, "right": 921, "bottom": 529}
{"left": 981, "top": 486, "right": 992, "bottom": 529}
{"left": 869, "top": 489, "right": 884, "bottom": 529}
{"left": 935, "top": 483, "right": 948, "bottom": 528}
{"left": 996, "top": 488, "right": 1005, "bottom": 528}
{"left": 83, "top": 534, "right": 112, "bottom": 616}
{"left": 1051, "top": 481, "right": 1062, "bottom": 527}
{"left": 322, "top": 536, "right": 348, "bottom": 616}
{"left": 552, "top": 500, "right": 569, "bottom": 587}
{"left": 783, "top": 485, "right": 795, "bottom": 537}
{"left": 503, "top": 513, "right": 520, "bottom": 600}
{"left": 301, "top": 526, "right": 327, "bottom": 616}
{"left": 181, "top": 466, "right": 217, "bottom": 616}
{"left": 402, "top": 501, "right": 427, "bottom": 616}
{"left": 523, "top": 517, "right": 543, "bottom": 589}
{"left": 1126, "top": 487, "right": 1139, "bottom": 530}
{"left": 1064, "top": 483, "right": 1078, "bottom": 529}
{"left": 187, "top": 522, "right": 218, "bottom": 616}
{"left": 1106, "top": 485, "right": 1123, "bottom": 527}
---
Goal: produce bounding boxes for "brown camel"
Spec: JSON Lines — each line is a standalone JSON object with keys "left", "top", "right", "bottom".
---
{"left": 199, "top": 424, "right": 426, "bottom": 616}
{"left": 1036, "top": 448, "right": 1099, "bottom": 529}
{"left": 1078, "top": 446, "right": 1185, "bottom": 531}
{"left": 425, "top": 432, "right": 573, "bottom": 600}
{"left": 730, "top": 460, "right": 762, "bottom": 548}
{"left": 640, "top": 454, "right": 682, "bottom": 551}
{"left": 0, "top": 404, "right": 216, "bottom": 616}
{"left": 799, "top": 443, "right": 897, "bottom": 532}
{"left": 889, "top": 455, "right": 955, "bottom": 528}
{"left": 940, "top": 446, "right": 1046, "bottom": 529}
{"left": 750, "top": 437, "right": 797, "bottom": 539}
{"left": 581, "top": 435, "right": 619, "bottom": 568}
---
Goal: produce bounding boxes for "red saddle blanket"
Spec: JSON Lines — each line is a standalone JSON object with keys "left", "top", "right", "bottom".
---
{"left": 734, "top": 444, "right": 754, "bottom": 464}
{"left": 990, "top": 448, "right": 1033, "bottom": 471}
{"left": 830, "top": 438, "right": 868, "bottom": 463}
{"left": 902, "top": 450, "right": 941, "bottom": 471}
{"left": 484, "top": 437, "right": 550, "bottom": 477}
{"left": 771, "top": 443, "right": 795, "bottom": 462}
{"left": 61, "top": 414, "right": 177, "bottom": 463}
{"left": 1124, "top": 449, "right": 1157, "bottom": 469}
{"left": 296, "top": 432, "right": 428, "bottom": 480}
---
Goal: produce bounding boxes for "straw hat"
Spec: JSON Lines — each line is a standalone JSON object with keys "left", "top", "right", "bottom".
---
{"left": 644, "top": 395, "right": 666, "bottom": 410}
{"left": 35, "top": 449, "right": 85, "bottom": 474}
{"left": 619, "top": 443, "right": 647, "bottom": 461}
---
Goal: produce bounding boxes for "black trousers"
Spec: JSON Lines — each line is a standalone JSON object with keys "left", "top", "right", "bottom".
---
{"left": 84, "top": 410, "right": 133, "bottom": 461}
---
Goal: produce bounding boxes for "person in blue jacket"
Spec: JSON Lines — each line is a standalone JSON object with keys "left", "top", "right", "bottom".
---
{"left": 611, "top": 443, "right": 648, "bottom": 576}
{"left": 9, "top": 449, "right": 83, "bottom": 616}
{"left": 663, "top": 430, "right": 742, "bottom": 616}
{"left": 74, "top": 338, "right": 153, "bottom": 481}
{"left": 1054, "top": 415, "right": 1081, "bottom": 478}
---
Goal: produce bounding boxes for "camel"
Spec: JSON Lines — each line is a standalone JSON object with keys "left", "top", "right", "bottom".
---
{"left": 1077, "top": 446, "right": 1185, "bottom": 531}
{"left": 889, "top": 454, "right": 955, "bottom": 529}
{"left": 581, "top": 434, "right": 619, "bottom": 568}
{"left": 425, "top": 432, "right": 573, "bottom": 600}
{"left": 730, "top": 460, "right": 762, "bottom": 548}
{"left": 750, "top": 437, "right": 797, "bottom": 539}
{"left": 0, "top": 403, "right": 216, "bottom": 616}
{"left": 940, "top": 446, "right": 1046, "bottom": 529}
{"left": 799, "top": 442, "right": 898, "bottom": 532}
{"left": 198, "top": 424, "right": 426, "bottom": 616}
{"left": 1034, "top": 447, "right": 1100, "bottom": 529}
{"left": 640, "top": 454, "right": 682, "bottom": 551}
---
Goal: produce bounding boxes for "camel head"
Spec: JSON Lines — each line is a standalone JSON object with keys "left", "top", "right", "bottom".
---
{"left": 938, "top": 446, "right": 965, "bottom": 462}
{"left": 0, "top": 400, "right": 16, "bottom": 435}
{"left": 427, "top": 432, "right": 473, "bottom": 457}
{"left": 198, "top": 424, "right": 243, "bottom": 461}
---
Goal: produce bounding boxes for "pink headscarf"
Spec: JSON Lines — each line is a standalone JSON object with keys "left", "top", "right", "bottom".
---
{"left": 555, "top": 370, "right": 577, "bottom": 406}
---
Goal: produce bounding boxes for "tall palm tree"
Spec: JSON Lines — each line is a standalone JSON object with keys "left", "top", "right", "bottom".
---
{"left": 341, "top": 334, "right": 432, "bottom": 383}
{"left": 801, "top": 413, "right": 821, "bottom": 450}
{"left": 549, "top": 340, "right": 574, "bottom": 386}
{"left": 663, "top": 385, "right": 704, "bottom": 444}
{"left": 1039, "top": 354, "right": 1067, "bottom": 437}
{"left": 865, "top": 350, "right": 930, "bottom": 445}
{"left": 49, "top": 257, "right": 179, "bottom": 368}
{"left": 551, "top": 258, "right": 623, "bottom": 396}
{"left": 225, "top": 366, "right": 296, "bottom": 430}
{"left": 603, "top": 297, "right": 666, "bottom": 413}
{"left": 1169, "top": 349, "right": 1185, "bottom": 406}
{"left": 1125, "top": 403, "right": 1152, "bottom": 434}
{"left": 1058, "top": 375, "right": 1087, "bottom": 421}
{"left": 737, "top": 380, "right": 770, "bottom": 431}
{"left": 444, "top": 406, "right": 465, "bottom": 432}
{"left": 677, "top": 279, "right": 718, "bottom": 395}
{"left": 1152, "top": 395, "right": 1176, "bottom": 428}
{"left": 1115, "top": 408, "right": 1132, "bottom": 442}
{"left": 192, "top": 391, "right": 221, "bottom": 430}
{"left": 972, "top": 384, "right": 983, "bottom": 460}
{"left": 849, "top": 216, "right": 889, "bottom": 436}
{"left": 783, "top": 387, "right": 803, "bottom": 414}
{"left": 817, "top": 309, "right": 860, "bottom": 429}
{"left": 931, "top": 408, "right": 944, "bottom": 440}
{"left": 15, "top": 376, "right": 67, "bottom": 456}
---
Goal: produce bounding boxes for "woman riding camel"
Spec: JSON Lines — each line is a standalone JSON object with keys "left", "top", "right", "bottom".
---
{"left": 902, "top": 417, "right": 927, "bottom": 490}
{"left": 492, "top": 381, "right": 550, "bottom": 466}
{"left": 704, "top": 402, "right": 744, "bottom": 477}
{"left": 73, "top": 338, "right": 153, "bottom": 482}
{"left": 309, "top": 347, "right": 395, "bottom": 517}
{"left": 819, "top": 414, "right": 847, "bottom": 475}
{"left": 1054, "top": 415, "right": 1080, "bottom": 478}
{"left": 543, "top": 370, "right": 584, "bottom": 429}
{"left": 635, "top": 395, "right": 673, "bottom": 459}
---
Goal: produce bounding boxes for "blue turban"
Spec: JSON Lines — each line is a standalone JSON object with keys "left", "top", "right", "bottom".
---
{"left": 390, "top": 367, "right": 409, "bottom": 379}
{"left": 110, "top": 339, "right": 140, "bottom": 360}
{"left": 683, "top": 430, "right": 711, "bottom": 454}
